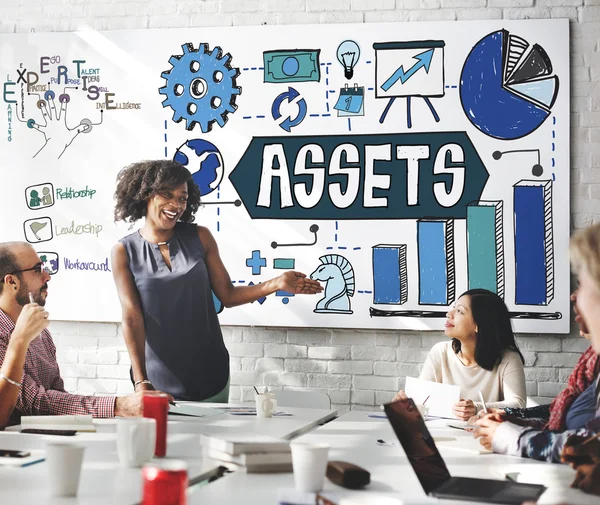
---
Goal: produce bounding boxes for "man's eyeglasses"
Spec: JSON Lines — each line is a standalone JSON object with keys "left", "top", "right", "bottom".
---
{"left": 8, "top": 262, "right": 48, "bottom": 276}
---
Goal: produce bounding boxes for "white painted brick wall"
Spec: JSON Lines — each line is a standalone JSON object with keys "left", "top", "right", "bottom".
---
{"left": 3, "top": 0, "right": 597, "bottom": 412}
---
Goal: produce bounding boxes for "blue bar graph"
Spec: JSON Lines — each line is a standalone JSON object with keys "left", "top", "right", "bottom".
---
{"left": 372, "top": 244, "right": 408, "bottom": 304}
{"left": 514, "top": 180, "right": 554, "bottom": 305}
{"left": 467, "top": 201, "right": 504, "bottom": 297}
{"left": 417, "top": 220, "right": 455, "bottom": 305}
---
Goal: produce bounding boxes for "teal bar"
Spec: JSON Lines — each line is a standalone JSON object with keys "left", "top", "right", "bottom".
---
{"left": 466, "top": 201, "right": 503, "bottom": 297}
{"left": 273, "top": 258, "right": 295, "bottom": 269}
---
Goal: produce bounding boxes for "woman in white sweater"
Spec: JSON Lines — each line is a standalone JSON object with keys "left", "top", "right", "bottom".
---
{"left": 394, "top": 288, "right": 526, "bottom": 420}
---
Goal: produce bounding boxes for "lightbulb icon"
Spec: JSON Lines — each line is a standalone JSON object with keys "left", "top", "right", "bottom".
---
{"left": 336, "top": 40, "right": 360, "bottom": 80}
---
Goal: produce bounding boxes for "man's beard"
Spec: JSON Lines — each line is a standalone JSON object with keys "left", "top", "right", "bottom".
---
{"left": 16, "top": 283, "right": 46, "bottom": 307}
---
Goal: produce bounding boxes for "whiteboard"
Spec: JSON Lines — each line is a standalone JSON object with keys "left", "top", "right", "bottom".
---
{"left": 0, "top": 19, "right": 570, "bottom": 332}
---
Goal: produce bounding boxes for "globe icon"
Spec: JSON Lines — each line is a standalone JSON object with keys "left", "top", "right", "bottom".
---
{"left": 173, "top": 139, "right": 224, "bottom": 196}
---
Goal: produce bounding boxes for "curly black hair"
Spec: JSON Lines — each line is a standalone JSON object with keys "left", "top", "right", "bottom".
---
{"left": 113, "top": 160, "right": 201, "bottom": 224}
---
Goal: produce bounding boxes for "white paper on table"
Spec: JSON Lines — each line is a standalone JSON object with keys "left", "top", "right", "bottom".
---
{"left": 168, "top": 404, "right": 224, "bottom": 418}
{"left": 405, "top": 376, "right": 460, "bottom": 419}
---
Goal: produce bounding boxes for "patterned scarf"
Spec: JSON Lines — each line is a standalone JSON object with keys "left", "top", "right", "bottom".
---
{"left": 546, "top": 346, "right": 600, "bottom": 431}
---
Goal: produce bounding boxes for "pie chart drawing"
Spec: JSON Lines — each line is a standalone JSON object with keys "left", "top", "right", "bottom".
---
{"left": 460, "top": 29, "right": 559, "bottom": 140}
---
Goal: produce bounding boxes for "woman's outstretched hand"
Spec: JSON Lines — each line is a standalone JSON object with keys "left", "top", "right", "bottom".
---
{"left": 279, "top": 271, "right": 323, "bottom": 294}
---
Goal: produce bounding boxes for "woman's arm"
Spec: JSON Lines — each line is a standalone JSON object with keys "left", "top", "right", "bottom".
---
{"left": 111, "top": 244, "right": 150, "bottom": 389}
{"left": 199, "top": 226, "right": 321, "bottom": 308}
{"left": 484, "top": 351, "right": 527, "bottom": 410}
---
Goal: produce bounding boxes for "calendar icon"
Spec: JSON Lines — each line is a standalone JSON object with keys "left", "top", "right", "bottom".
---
{"left": 334, "top": 83, "right": 365, "bottom": 117}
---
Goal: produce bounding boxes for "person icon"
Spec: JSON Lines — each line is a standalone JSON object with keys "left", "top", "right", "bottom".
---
{"left": 41, "top": 187, "right": 53, "bottom": 206}
{"left": 29, "top": 190, "right": 41, "bottom": 208}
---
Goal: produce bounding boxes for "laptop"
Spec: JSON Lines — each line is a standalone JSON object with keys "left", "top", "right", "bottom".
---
{"left": 383, "top": 399, "right": 546, "bottom": 504}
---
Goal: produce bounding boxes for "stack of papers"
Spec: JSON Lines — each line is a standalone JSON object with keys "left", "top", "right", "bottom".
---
{"left": 201, "top": 434, "right": 292, "bottom": 473}
{"left": 168, "top": 404, "right": 223, "bottom": 418}
{"left": 219, "top": 407, "right": 293, "bottom": 417}
{"left": 20, "top": 415, "right": 95, "bottom": 432}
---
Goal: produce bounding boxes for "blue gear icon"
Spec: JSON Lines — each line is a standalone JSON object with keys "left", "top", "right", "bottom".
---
{"left": 159, "top": 43, "right": 242, "bottom": 133}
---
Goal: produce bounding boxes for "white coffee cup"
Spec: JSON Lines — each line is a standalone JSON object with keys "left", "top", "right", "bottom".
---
{"left": 290, "top": 442, "right": 329, "bottom": 492}
{"left": 46, "top": 443, "right": 85, "bottom": 497}
{"left": 255, "top": 393, "right": 277, "bottom": 418}
{"left": 116, "top": 417, "right": 156, "bottom": 467}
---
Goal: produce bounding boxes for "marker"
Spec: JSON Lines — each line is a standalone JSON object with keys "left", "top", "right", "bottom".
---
{"left": 28, "top": 292, "right": 35, "bottom": 304}
{"left": 478, "top": 390, "right": 488, "bottom": 414}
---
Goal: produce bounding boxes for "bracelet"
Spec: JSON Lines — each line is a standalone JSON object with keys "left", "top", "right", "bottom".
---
{"left": 134, "top": 379, "right": 152, "bottom": 390}
{"left": 0, "top": 372, "right": 22, "bottom": 388}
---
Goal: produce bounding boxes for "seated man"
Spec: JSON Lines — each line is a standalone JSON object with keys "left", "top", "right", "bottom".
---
{"left": 0, "top": 241, "right": 167, "bottom": 426}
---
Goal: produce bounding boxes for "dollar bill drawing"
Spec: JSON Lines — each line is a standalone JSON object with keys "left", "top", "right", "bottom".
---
{"left": 263, "top": 50, "right": 321, "bottom": 83}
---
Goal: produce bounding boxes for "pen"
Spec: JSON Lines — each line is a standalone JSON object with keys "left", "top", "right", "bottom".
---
{"left": 169, "top": 400, "right": 179, "bottom": 407}
{"left": 478, "top": 390, "right": 488, "bottom": 414}
{"left": 580, "top": 432, "right": 600, "bottom": 446}
{"left": 28, "top": 292, "right": 35, "bottom": 304}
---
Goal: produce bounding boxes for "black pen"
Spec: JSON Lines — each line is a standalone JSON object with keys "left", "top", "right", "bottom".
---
{"left": 169, "top": 400, "right": 179, "bottom": 407}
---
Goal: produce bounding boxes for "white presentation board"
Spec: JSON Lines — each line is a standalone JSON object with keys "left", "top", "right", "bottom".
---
{"left": 0, "top": 19, "right": 570, "bottom": 332}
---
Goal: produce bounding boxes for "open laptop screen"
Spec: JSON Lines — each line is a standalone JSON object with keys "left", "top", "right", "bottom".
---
{"left": 384, "top": 399, "right": 452, "bottom": 494}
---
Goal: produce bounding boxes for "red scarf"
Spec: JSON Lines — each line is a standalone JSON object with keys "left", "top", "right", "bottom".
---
{"left": 546, "top": 346, "right": 600, "bottom": 431}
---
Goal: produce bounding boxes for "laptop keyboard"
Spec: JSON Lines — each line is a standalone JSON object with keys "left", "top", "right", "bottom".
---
{"left": 440, "top": 477, "right": 508, "bottom": 496}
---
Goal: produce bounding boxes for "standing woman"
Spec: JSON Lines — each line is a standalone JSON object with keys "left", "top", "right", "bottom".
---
{"left": 394, "top": 288, "right": 526, "bottom": 419}
{"left": 111, "top": 160, "right": 322, "bottom": 402}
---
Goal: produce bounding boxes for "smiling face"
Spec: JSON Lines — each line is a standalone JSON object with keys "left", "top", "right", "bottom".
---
{"left": 146, "top": 182, "right": 189, "bottom": 231}
{"left": 13, "top": 244, "right": 51, "bottom": 307}
{"left": 445, "top": 295, "right": 478, "bottom": 341}
{"left": 575, "top": 268, "right": 600, "bottom": 354}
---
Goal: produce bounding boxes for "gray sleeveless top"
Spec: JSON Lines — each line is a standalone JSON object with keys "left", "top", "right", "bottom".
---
{"left": 120, "top": 222, "right": 229, "bottom": 400}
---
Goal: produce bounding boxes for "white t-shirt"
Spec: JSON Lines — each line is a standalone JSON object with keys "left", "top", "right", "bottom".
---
{"left": 419, "top": 341, "right": 526, "bottom": 410}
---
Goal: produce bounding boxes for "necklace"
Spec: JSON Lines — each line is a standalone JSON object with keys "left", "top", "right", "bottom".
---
{"left": 157, "top": 241, "right": 168, "bottom": 246}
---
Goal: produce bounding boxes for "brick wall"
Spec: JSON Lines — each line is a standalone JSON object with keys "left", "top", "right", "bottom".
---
{"left": 2, "top": 0, "right": 595, "bottom": 412}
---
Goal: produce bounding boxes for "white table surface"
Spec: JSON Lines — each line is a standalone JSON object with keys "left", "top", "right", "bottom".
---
{"left": 187, "top": 410, "right": 600, "bottom": 505}
{"left": 0, "top": 402, "right": 337, "bottom": 504}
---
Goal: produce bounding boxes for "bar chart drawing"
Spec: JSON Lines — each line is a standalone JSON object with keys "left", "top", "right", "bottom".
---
{"left": 514, "top": 180, "right": 554, "bottom": 306}
{"left": 417, "top": 220, "right": 455, "bottom": 306}
{"left": 372, "top": 244, "right": 408, "bottom": 305}
{"left": 466, "top": 201, "right": 505, "bottom": 298}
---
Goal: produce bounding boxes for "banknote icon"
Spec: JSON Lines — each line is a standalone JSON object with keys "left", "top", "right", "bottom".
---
{"left": 263, "top": 49, "right": 321, "bottom": 83}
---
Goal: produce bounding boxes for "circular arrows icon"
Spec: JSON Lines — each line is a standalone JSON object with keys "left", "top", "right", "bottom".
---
{"left": 271, "top": 86, "right": 307, "bottom": 132}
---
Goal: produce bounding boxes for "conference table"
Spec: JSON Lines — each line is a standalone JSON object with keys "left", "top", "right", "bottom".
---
{"left": 1, "top": 405, "right": 599, "bottom": 505}
{"left": 187, "top": 411, "right": 600, "bottom": 505}
{"left": 0, "top": 403, "right": 337, "bottom": 504}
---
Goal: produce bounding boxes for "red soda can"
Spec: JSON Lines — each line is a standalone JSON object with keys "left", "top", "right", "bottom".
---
{"left": 141, "top": 460, "right": 188, "bottom": 505}
{"left": 143, "top": 392, "right": 169, "bottom": 457}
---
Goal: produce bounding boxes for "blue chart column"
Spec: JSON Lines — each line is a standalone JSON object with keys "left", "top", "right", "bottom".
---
{"left": 372, "top": 244, "right": 408, "bottom": 305}
{"left": 417, "top": 220, "right": 455, "bottom": 305}
{"left": 513, "top": 180, "right": 554, "bottom": 305}
{"left": 466, "top": 201, "right": 504, "bottom": 298}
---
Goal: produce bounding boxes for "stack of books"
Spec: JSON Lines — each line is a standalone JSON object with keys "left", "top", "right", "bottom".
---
{"left": 200, "top": 433, "right": 292, "bottom": 473}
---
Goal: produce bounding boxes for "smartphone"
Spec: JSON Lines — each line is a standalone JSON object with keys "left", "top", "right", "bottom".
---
{"left": 0, "top": 449, "right": 30, "bottom": 458}
{"left": 21, "top": 429, "right": 76, "bottom": 436}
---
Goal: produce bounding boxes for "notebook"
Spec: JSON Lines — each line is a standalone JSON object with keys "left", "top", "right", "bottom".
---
{"left": 200, "top": 433, "right": 290, "bottom": 456}
{"left": 20, "top": 415, "right": 95, "bottom": 432}
{"left": 404, "top": 377, "right": 460, "bottom": 419}
{"left": 383, "top": 399, "right": 546, "bottom": 504}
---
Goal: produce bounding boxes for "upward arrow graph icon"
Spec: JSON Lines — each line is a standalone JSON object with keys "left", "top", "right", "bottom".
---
{"left": 381, "top": 49, "right": 435, "bottom": 92}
